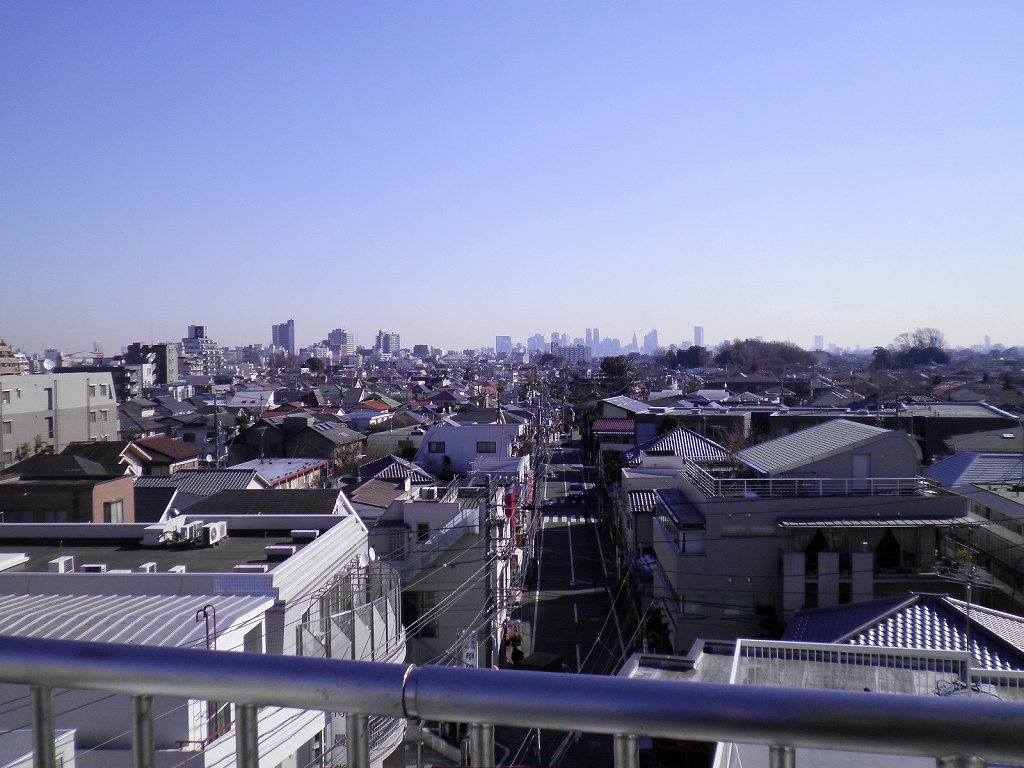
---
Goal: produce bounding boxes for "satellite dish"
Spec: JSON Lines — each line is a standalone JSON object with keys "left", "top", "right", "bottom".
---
{"left": 43, "top": 359, "right": 55, "bottom": 371}
{"left": 368, "top": 547, "right": 376, "bottom": 562}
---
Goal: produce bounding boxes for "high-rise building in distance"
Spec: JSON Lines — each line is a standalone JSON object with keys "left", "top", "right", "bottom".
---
{"left": 694, "top": 325, "right": 704, "bottom": 348}
{"left": 495, "top": 336, "right": 513, "bottom": 355}
{"left": 375, "top": 330, "right": 400, "bottom": 356}
{"left": 272, "top": 319, "right": 296, "bottom": 357}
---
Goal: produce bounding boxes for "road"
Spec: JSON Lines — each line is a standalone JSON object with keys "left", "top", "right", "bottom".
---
{"left": 497, "top": 443, "right": 633, "bottom": 767}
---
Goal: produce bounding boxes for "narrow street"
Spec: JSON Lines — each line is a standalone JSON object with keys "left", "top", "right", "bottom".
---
{"left": 498, "top": 443, "right": 637, "bottom": 767}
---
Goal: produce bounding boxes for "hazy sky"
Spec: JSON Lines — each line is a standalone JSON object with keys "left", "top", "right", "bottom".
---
{"left": 2, "top": 2, "right": 1021, "bottom": 355}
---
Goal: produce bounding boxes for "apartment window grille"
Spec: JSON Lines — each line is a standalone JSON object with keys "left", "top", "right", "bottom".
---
{"left": 207, "top": 701, "right": 232, "bottom": 741}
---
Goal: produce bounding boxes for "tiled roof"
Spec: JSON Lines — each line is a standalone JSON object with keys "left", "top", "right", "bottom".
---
{"left": 134, "top": 435, "right": 204, "bottom": 462}
{"left": 348, "top": 479, "right": 407, "bottom": 509}
{"left": 784, "top": 594, "right": 1024, "bottom": 671}
{"left": 624, "top": 426, "right": 729, "bottom": 466}
{"left": 135, "top": 469, "right": 265, "bottom": 497}
{"left": 928, "top": 453, "right": 1024, "bottom": 488}
{"left": 592, "top": 419, "right": 635, "bottom": 433}
{"left": 358, "top": 455, "right": 436, "bottom": 484}
{"left": 736, "top": 418, "right": 891, "bottom": 476}
{"left": 228, "top": 458, "right": 328, "bottom": 485}
{"left": 186, "top": 489, "right": 343, "bottom": 516}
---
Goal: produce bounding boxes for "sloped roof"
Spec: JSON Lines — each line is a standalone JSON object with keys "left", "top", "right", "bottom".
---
{"left": 627, "top": 490, "right": 658, "bottom": 515}
{"left": 602, "top": 395, "right": 649, "bottom": 415}
{"left": 592, "top": 419, "right": 635, "bottom": 434}
{"left": 928, "top": 453, "right": 1024, "bottom": 488}
{"left": 228, "top": 458, "right": 329, "bottom": 485}
{"left": 134, "top": 435, "right": 204, "bottom": 462}
{"left": 0, "top": 593, "right": 272, "bottom": 648}
{"left": 783, "top": 593, "right": 1024, "bottom": 671}
{"left": 61, "top": 440, "right": 130, "bottom": 468}
{"left": 2, "top": 453, "right": 112, "bottom": 478}
{"left": 736, "top": 418, "right": 892, "bottom": 476}
{"left": 943, "top": 427, "right": 1023, "bottom": 455}
{"left": 185, "top": 489, "right": 343, "bottom": 516}
{"left": 135, "top": 469, "right": 267, "bottom": 498}
{"left": 624, "top": 426, "right": 729, "bottom": 466}
{"left": 358, "top": 455, "right": 436, "bottom": 484}
{"left": 348, "top": 478, "right": 407, "bottom": 509}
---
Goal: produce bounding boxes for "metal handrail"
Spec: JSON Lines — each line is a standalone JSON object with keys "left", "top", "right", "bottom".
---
{"left": 2, "top": 634, "right": 1024, "bottom": 768}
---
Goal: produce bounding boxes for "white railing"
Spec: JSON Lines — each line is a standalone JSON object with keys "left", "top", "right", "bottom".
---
{"left": 3, "top": 635, "right": 1024, "bottom": 768}
{"left": 683, "top": 463, "right": 928, "bottom": 498}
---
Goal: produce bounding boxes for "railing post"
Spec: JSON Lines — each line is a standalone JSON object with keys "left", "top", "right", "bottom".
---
{"left": 469, "top": 722, "right": 495, "bottom": 767}
{"left": 346, "top": 713, "right": 370, "bottom": 768}
{"left": 235, "top": 703, "right": 259, "bottom": 768}
{"left": 131, "top": 694, "right": 155, "bottom": 768}
{"left": 614, "top": 733, "right": 639, "bottom": 768}
{"left": 31, "top": 685, "right": 57, "bottom": 768}
{"left": 769, "top": 744, "right": 795, "bottom": 768}
{"left": 938, "top": 756, "right": 987, "bottom": 768}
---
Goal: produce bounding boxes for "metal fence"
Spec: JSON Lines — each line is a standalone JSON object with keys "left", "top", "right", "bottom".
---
{"left": 3, "top": 634, "right": 1024, "bottom": 768}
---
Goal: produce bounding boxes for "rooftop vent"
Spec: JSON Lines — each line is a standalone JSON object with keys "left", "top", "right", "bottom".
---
{"left": 290, "top": 529, "right": 319, "bottom": 542}
{"left": 234, "top": 564, "right": 270, "bottom": 573}
{"left": 265, "top": 544, "right": 297, "bottom": 561}
{"left": 139, "top": 562, "right": 157, "bottom": 573}
{"left": 80, "top": 563, "right": 107, "bottom": 574}
{"left": 48, "top": 556, "right": 75, "bottom": 574}
{"left": 168, "top": 565, "right": 187, "bottom": 574}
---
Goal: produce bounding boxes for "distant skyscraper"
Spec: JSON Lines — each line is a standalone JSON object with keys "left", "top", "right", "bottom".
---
{"left": 495, "top": 335, "right": 513, "bottom": 355}
{"left": 272, "top": 319, "right": 296, "bottom": 357}
{"left": 814, "top": 335, "right": 824, "bottom": 351}
{"left": 694, "top": 325, "right": 704, "bottom": 348}
{"left": 585, "top": 329, "right": 593, "bottom": 347}
{"left": 527, "top": 334, "right": 545, "bottom": 352}
{"left": 327, "top": 328, "right": 355, "bottom": 356}
{"left": 643, "top": 329, "right": 659, "bottom": 354}
{"left": 375, "top": 329, "right": 400, "bottom": 356}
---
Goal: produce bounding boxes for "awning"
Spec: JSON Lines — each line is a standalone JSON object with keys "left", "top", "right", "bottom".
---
{"left": 778, "top": 516, "right": 972, "bottom": 529}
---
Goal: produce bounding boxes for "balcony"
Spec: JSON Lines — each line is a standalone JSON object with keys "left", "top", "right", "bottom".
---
{"left": 2, "top": 634, "right": 1024, "bottom": 768}
{"left": 683, "top": 462, "right": 931, "bottom": 498}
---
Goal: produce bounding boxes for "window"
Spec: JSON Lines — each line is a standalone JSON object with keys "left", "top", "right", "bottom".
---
{"left": 44, "top": 388, "right": 53, "bottom": 410}
{"left": 88, "top": 385, "right": 96, "bottom": 397}
{"left": 680, "top": 528, "right": 705, "bottom": 555}
{"left": 722, "top": 593, "right": 754, "bottom": 618}
{"left": 99, "top": 383, "right": 109, "bottom": 396}
{"left": 103, "top": 500, "right": 124, "bottom": 523}
{"left": 45, "top": 417, "right": 54, "bottom": 438}
{"left": 1, "top": 390, "right": 9, "bottom": 405}
{"left": 476, "top": 441, "right": 497, "bottom": 454}
{"left": 417, "top": 522, "right": 430, "bottom": 542}
{"left": 428, "top": 441, "right": 446, "bottom": 453}
{"left": 89, "top": 411, "right": 97, "bottom": 423}
{"left": 1, "top": 421, "right": 10, "bottom": 435}
{"left": 682, "top": 594, "right": 706, "bottom": 617}
{"left": 402, "top": 590, "right": 439, "bottom": 638}
{"left": 100, "top": 410, "right": 108, "bottom": 421}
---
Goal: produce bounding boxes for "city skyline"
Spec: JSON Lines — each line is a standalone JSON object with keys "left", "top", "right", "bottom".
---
{"left": 3, "top": 3, "right": 1022, "bottom": 354}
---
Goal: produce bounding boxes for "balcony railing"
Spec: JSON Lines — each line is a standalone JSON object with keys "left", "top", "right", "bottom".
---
{"left": 3, "top": 634, "right": 1024, "bottom": 768}
{"left": 683, "top": 462, "right": 928, "bottom": 498}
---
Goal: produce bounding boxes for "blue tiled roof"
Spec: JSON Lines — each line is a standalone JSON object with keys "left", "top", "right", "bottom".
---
{"left": 928, "top": 452, "right": 1024, "bottom": 488}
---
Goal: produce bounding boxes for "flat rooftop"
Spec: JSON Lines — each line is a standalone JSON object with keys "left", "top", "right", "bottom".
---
{"left": 0, "top": 529, "right": 322, "bottom": 575}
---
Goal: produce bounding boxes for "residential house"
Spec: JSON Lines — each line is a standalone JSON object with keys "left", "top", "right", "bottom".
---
{"left": 621, "top": 419, "right": 969, "bottom": 653}
{"left": 0, "top": 453, "right": 136, "bottom": 523}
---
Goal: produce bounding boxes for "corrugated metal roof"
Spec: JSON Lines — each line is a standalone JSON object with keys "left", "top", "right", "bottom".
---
{"left": 928, "top": 453, "right": 1024, "bottom": 488}
{"left": 0, "top": 593, "right": 272, "bottom": 648}
{"left": 135, "top": 469, "right": 263, "bottom": 496}
{"left": 737, "top": 419, "right": 891, "bottom": 476}
{"left": 628, "top": 490, "right": 658, "bottom": 514}
{"left": 625, "top": 426, "right": 729, "bottom": 466}
{"left": 778, "top": 516, "right": 970, "bottom": 528}
{"left": 785, "top": 594, "right": 1024, "bottom": 671}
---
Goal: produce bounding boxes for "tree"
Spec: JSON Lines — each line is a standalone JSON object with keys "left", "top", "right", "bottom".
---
{"left": 871, "top": 346, "right": 894, "bottom": 370}
{"left": 304, "top": 357, "right": 325, "bottom": 376}
{"left": 600, "top": 355, "right": 635, "bottom": 381}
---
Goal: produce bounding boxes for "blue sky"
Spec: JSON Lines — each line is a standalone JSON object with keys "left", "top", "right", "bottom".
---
{"left": 2, "top": 2, "right": 1021, "bottom": 355}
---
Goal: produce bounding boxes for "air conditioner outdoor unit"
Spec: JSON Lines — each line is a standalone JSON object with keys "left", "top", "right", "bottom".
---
{"left": 80, "top": 563, "right": 107, "bottom": 573}
{"left": 203, "top": 522, "right": 227, "bottom": 546}
{"left": 168, "top": 565, "right": 187, "bottom": 574}
{"left": 182, "top": 521, "right": 203, "bottom": 542}
{"left": 48, "top": 556, "right": 74, "bottom": 574}
{"left": 139, "top": 562, "right": 157, "bottom": 573}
